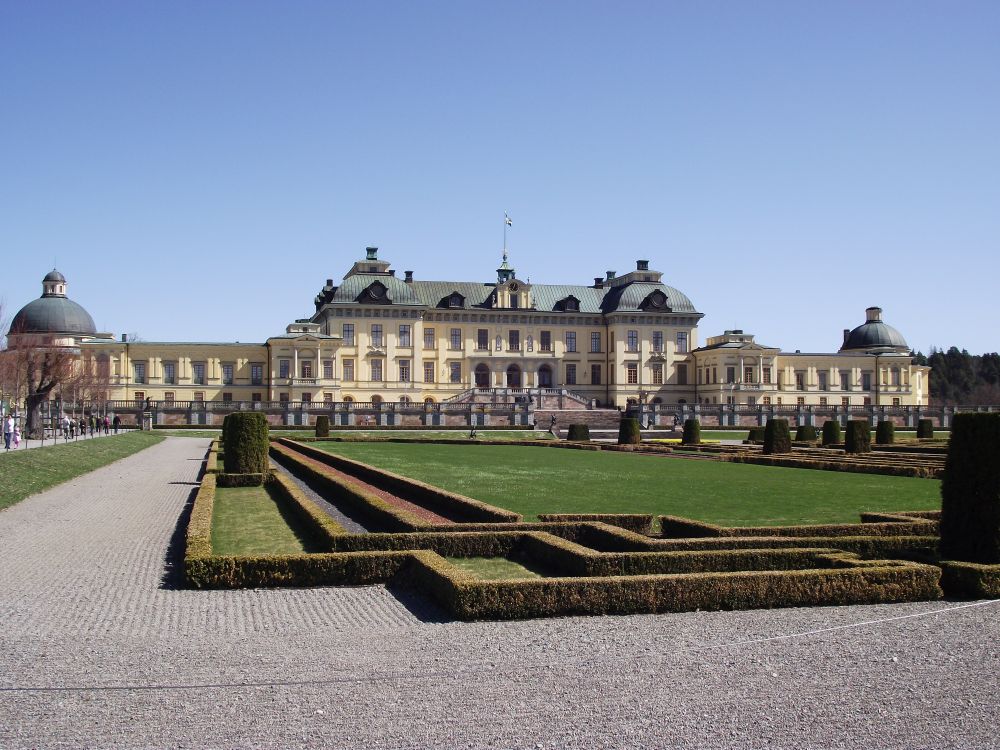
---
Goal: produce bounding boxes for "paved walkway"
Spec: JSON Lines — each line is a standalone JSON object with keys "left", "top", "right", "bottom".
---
{"left": 0, "top": 427, "right": 137, "bottom": 454}
{"left": 0, "top": 437, "right": 998, "bottom": 749}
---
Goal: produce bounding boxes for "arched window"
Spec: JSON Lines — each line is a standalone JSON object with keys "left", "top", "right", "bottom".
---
{"left": 475, "top": 364, "right": 491, "bottom": 388}
{"left": 343, "top": 395, "right": 354, "bottom": 403}
{"left": 506, "top": 364, "right": 521, "bottom": 387}
{"left": 538, "top": 364, "right": 553, "bottom": 388}
{"left": 399, "top": 395, "right": 411, "bottom": 405}
{"left": 371, "top": 395, "right": 383, "bottom": 405}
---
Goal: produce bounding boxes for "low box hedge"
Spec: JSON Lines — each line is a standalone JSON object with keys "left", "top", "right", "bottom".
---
{"left": 917, "top": 418, "right": 935, "bottom": 439}
{"left": 795, "top": 424, "right": 818, "bottom": 442}
{"left": 216, "top": 472, "right": 267, "bottom": 487}
{"left": 747, "top": 426, "right": 766, "bottom": 442}
{"left": 876, "top": 420, "right": 896, "bottom": 445}
{"left": 537, "top": 514, "right": 654, "bottom": 535}
{"left": 822, "top": 420, "right": 842, "bottom": 446}
{"left": 845, "top": 420, "right": 871, "bottom": 454}
{"left": 938, "top": 560, "right": 1000, "bottom": 598}
{"left": 566, "top": 424, "right": 590, "bottom": 441}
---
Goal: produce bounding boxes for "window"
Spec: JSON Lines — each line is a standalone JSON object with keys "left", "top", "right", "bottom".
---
{"left": 134, "top": 391, "right": 145, "bottom": 404}
{"left": 626, "top": 362, "right": 638, "bottom": 384}
{"left": 676, "top": 332, "right": 689, "bottom": 353}
{"left": 222, "top": 392, "right": 233, "bottom": 403}
{"left": 222, "top": 364, "right": 234, "bottom": 385}
{"left": 627, "top": 330, "right": 638, "bottom": 352}
{"left": 300, "top": 361, "right": 312, "bottom": 378}
{"left": 652, "top": 364, "right": 663, "bottom": 385}
{"left": 652, "top": 331, "right": 663, "bottom": 353}
{"left": 164, "top": 362, "right": 176, "bottom": 385}
{"left": 566, "top": 332, "right": 577, "bottom": 352}
{"left": 795, "top": 372, "right": 805, "bottom": 390}
{"left": 323, "top": 360, "right": 333, "bottom": 379}
{"left": 590, "top": 332, "right": 601, "bottom": 353}
{"left": 343, "top": 323, "right": 355, "bottom": 345}
{"left": 762, "top": 396, "right": 771, "bottom": 405}
{"left": 591, "top": 364, "right": 601, "bottom": 385}
{"left": 279, "top": 393, "right": 288, "bottom": 403}
{"left": 423, "top": 327, "right": 435, "bottom": 349}
{"left": 509, "top": 293, "right": 519, "bottom": 309}
{"left": 251, "top": 363, "right": 263, "bottom": 385}
{"left": 762, "top": 367, "right": 772, "bottom": 385}
{"left": 797, "top": 397, "right": 805, "bottom": 406}
{"left": 840, "top": 371, "right": 851, "bottom": 390}
{"left": 892, "top": 397, "right": 900, "bottom": 406}
{"left": 343, "top": 359, "right": 355, "bottom": 381}
{"left": 820, "top": 397, "right": 828, "bottom": 406}
{"left": 371, "top": 324, "right": 383, "bottom": 347}
{"left": 747, "top": 396, "right": 756, "bottom": 406}
{"left": 278, "top": 360, "right": 289, "bottom": 379}
{"left": 819, "top": 372, "right": 828, "bottom": 391}
{"left": 842, "top": 396, "right": 850, "bottom": 406}
{"left": 726, "top": 367, "right": 736, "bottom": 384}
{"left": 477, "top": 329, "right": 489, "bottom": 350}
{"left": 508, "top": 330, "right": 520, "bottom": 350}
{"left": 164, "top": 392, "right": 175, "bottom": 403}
{"left": 399, "top": 324, "right": 411, "bottom": 347}
{"left": 399, "top": 360, "right": 410, "bottom": 382}
{"left": 677, "top": 364, "right": 688, "bottom": 386}
{"left": 862, "top": 373, "right": 872, "bottom": 391}
{"left": 450, "top": 328, "right": 462, "bottom": 350}
{"left": 194, "top": 391, "right": 205, "bottom": 402}
{"left": 301, "top": 393, "right": 311, "bottom": 404}
{"left": 744, "top": 367, "right": 754, "bottom": 383}
{"left": 324, "top": 393, "right": 333, "bottom": 405}
{"left": 252, "top": 393, "right": 262, "bottom": 403}
{"left": 371, "top": 360, "right": 383, "bottom": 381}
{"left": 863, "top": 396, "right": 872, "bottom": 405}
{"left": 193, "top": 362, "right": 206, "bottom": 385}
{"left": 566, "top": 364, "right": 577, "bottom": 385}
{"left": 423, "top": 362, "right": 435, "bottom": 383}
{"left": 891, "top": 368, "right": 900, "bottom": 386}
{"left": 450, "top": 362, "right": 461, "bottom": 383}
{"left": 540, "top": 331, "right": 551, "bottom": 352}
{"left": 133, "top": 362, "right": 146, "bottom": 384}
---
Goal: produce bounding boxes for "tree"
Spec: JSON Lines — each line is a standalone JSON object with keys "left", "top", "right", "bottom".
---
{"left": 0, "top": 343, "right": 79, "bottom": 437}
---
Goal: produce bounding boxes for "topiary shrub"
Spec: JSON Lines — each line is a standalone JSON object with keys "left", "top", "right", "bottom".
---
{"left": 747, "top": 426, "right": 765, "bottom": 442}
{"left": 682, "top": 419, "right": 701, "bottom": 445}
{"left": 845, "top": 420, "right": 871, "bottom": 453}
{"left": 795, "top": 424, "right": 818, "bottom": 442}
{"left": 917, "top": 418, "right": 935, "bottom": 439}
{"left": 875, "top": 420, "right": 895, "bottom": 445}
{"left": 763, "top": 419, "right": 791, "bottom": 454}
{"left": 567, "top": 424, "right": 590, "bottom": 441}
{"left": 315, "top": 415, "right": 330, "bottom": 438}
{"left": 940, "top": 413, "right": 1000, "bottom": 564}
{"left": 617, "top": 418, "right": 641, "bottom": 445}
{"left": 822, "top": 420, "right": 842, "bottom": 446}
{"left": 223, "top": 412, "right": 270, "bottom": 474}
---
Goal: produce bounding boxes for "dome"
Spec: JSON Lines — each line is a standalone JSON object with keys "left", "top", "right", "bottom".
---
{"left": 840, "top": 307, "right": 909, "bottom": 352}
{"left": 9, "top": 270, "right": 97, "bottom": 337}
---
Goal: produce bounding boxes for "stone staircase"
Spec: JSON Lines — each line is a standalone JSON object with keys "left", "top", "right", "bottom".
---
{"left": 533, "top": 408, "right": 624, "bottom": 432}
{"left": 446, "top": 387, "right": 590, "bottom": 410}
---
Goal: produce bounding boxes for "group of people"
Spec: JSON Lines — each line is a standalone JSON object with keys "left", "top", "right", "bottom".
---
{"left": 3, "top": 414, "right": 21, "bottom": 450}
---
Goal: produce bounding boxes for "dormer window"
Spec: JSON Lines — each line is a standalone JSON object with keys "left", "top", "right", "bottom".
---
{"left": 558, "top": 295, "right": 580, "bottom": 312}
{"left": 360, "top": 281, "right": 389, "bottom": 303}
{"left": 449, "top": 294, "right": 463, "bottom": 308}
{"left": 640, "top": 290, "right": 670, "bottom": 311}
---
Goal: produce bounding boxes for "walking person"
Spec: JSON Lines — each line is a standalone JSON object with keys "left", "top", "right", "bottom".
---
{"left": 103, "top": 416, "right": 110, "bottom": 435}
{"left": 3, "top": 413, "right": 13, "bottom": 450}
{"left": 112, "top": 415, "right": 120, "bottom": 434}
{"left": 12, "top": 422, "right": 21, "bottom": 449}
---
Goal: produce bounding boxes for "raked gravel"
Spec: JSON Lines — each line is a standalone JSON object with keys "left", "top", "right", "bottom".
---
{"left": 0, "top": 436, "right": 997, "bottom": 749}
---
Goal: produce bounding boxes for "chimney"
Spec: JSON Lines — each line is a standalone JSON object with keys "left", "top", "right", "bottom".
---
{"left": 843, "top": 329, "right": 851, "bottom": 345}
{"left": 366, "top": 246, "right": 378, "bottom": 261}
{"left": 606, "top": 270, "right": 616, "bottom": 281}
{"left": 121, "top": 333, "right": 127, "bottom": 342}
{"left": 326, "top": 278, "right": 333, "bottom": 287}
{"left": 636, "top": 260, "right": 649, "bottom": 271}
{"left": 404, "top": 270, "right": 413, "bottom": 283}
{"left": 594, "top": 277, "right": 604, "bottom": 287}
{"left": 865, "top": 306, "right": 883, "bottom": 322}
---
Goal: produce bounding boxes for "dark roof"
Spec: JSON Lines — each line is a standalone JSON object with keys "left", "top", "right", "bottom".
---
{"left": 840, "top": 320, "right": 909, "bottom": 351}
{"left": 43, "top": 269, "right": 66, "bottom": 283}
{"left": 10, "top": 295, "right": 97, "bottom": 335}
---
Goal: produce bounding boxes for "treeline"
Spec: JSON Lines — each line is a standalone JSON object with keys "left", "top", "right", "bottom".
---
{"left": 913, "top": 348, "right": 1000, "bottom": 405}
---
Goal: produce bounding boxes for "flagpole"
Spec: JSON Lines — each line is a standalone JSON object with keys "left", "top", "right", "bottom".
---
{"left": 503, "top": 212, "right": 507, "bottom": 255}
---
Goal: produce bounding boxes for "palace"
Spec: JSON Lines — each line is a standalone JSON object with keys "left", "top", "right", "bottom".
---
{"left": 5, "top": 249, "right": 929, "bottom": 417}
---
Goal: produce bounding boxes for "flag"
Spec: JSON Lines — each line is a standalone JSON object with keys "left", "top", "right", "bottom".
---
{"left": 505, "top": 213, "right": 512, "bottom": 226}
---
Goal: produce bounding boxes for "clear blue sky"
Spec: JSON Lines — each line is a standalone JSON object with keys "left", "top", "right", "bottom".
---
{"left": 2, "top": 1, "right": 998, "bottom": 354}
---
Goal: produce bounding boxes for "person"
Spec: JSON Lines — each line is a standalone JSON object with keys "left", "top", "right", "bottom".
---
{"left": 112, "top": 414, "right": 120, "bottom": 434}
{"left": 103, "top": 415, "right": 110, "bottom": 434}
{"left": 12, "top": 422, "right": 21, "bottom": 449}
{"left": 3, "top": 413, "right": 13, "bottom": 450}
{"left": 62, "top": 414, "right": 71, "bottom": 441}
{"left": 469, "top": 424, "right": 478, "bottom": 439}
{"left": 79, "top": 417, "right": 86, "bottom": 438}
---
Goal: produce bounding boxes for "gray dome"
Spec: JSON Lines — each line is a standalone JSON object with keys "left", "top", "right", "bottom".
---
{"left": 10, "top": 296, "right": 97, "bottom": 336}
{"left": 840, "top": 307, "right": 908, "bottom": 351}
{"left": 43, "top": 269, "right": 66, "bottom": 283}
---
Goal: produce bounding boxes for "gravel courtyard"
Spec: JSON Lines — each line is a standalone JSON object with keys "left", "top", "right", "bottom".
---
{"left": 0, "top": 437, "right": 997, "bottom": 749}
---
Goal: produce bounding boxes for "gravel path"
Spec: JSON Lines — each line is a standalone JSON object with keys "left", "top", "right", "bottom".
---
{"left": 0, "top": 436, "right": 998, "bottom": 749}
{"left": 270, "top": 459, "right": 370, "bottom": 534}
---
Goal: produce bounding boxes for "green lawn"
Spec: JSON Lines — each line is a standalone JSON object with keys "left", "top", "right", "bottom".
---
{"left": 211, "top": 485, "right": 319, "bottom": 555}
{"left": 311, "top": 442, "right": 941, "bottom": 527}
{"left": 445, "top": 556, "right": 546, "bottom": 580}
{"left": 0, "top": 432, "right": 165, "bottom": 511}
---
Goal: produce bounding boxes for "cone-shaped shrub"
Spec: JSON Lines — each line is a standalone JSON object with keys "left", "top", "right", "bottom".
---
{"left": 617, "top": 418, "right": 641, "bottom": 445}
{"left": 875, "top": 420, "right": 895, "bottom": 445}
{"left": 682, "top": 419, "right": 701, "bottom": 445}
{"left": 917, "top": 419, "right": 935, "bottom": 439}
{"left": 567, "top": 424, "right": 590, "bottom": 441}
{"left": 940, "top": 413, "right": 1000, "bottom": 563}
{"left": 821, "top": 420, "right": 842, "bottom": 446}
{"left": 845, "top": 420, "right": 871, "bottom": 453}
{"left": 795, "top": 424, "right": 818, "bottom": 441}
{"left": 763, "top": 418, "right": 791, "bottom": 454}
{"left": 223, "top": 412, "right": 270, "bottom": 474}
{"left": 315, "top": 415, "right": 330, "bottom": 438}
{"left": 747, "top": 426, "right": 765, "bottom": 442}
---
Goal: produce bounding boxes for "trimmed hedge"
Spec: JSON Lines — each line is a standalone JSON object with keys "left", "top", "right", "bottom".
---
{"left": 795, "top": 424, "right": 818, "bottom": 442}
{"left": 566, "top": 424, "right": 590, "bottom": 441}
{"left": 938, "top": 560, "right": 1000, "bottom": 598}
{"left": 720, "top": 451, "right": 942, "bottom": 479}
{"left": 216, "top": 473, "right": 267, "bottom": 487}
{"left": 223, "top": 413, "right": 269, "bottom": 474}
{"left": 537, "top": 514, "right": 654, "bottom": 535}
{"left": 875, "top": 420, "right": 895, "bottom": 445}
{"left": 917, "top": 418, "right": 935, "bottom": 439}
{"left": 939, "top": 413, "right": 1000, "bottom": 564}
{"left": 682, "top": 419, "right": 701, "bottom": 445}
{"left": 845, "top": 420, "right": 872, "bottom": 454}
{"left": 315, "top": 415, "right": 330, "bottom": 438}
{"left": 821, "top": 420, "right": 842, "bottom": 446}
{"left": 658, "top": 514, "right": 938, "bottom": 539}
{"left": 617, "top": 418, "right": 641, "bottom": 445}
{"left": 747, "top": 426, "right": 765, "bottom": 442}
{"left": 763, "top": 419, "right": 791, "bottom": 455}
